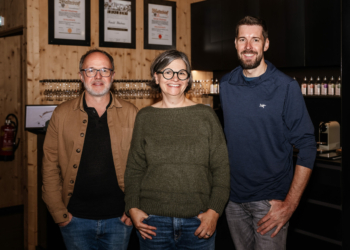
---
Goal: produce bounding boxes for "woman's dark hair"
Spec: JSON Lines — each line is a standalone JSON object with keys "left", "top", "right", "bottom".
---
{"left": 149, "top": 50, "right": 192, "bottom": 93}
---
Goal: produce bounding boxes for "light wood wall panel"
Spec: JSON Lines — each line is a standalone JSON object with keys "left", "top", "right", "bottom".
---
{"left": 0, "top": 0, "right": 25, "bottom": 33}
{"left": 0, "top": 36, "right": 24, "bottom": 208}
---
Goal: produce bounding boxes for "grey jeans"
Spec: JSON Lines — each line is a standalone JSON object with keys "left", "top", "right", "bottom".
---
{"left": 225, "top": 200, "right": 289, "bottom": 250}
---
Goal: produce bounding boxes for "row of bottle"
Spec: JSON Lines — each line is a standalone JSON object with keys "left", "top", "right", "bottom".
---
{"left": 191, "top": 79, "right": 220, "bottom": 95}
{"left": 300, "top": 76, "right": 341, "bottom": 96}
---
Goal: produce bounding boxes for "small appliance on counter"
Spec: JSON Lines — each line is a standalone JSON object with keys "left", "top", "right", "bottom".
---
{"left": 317, "top": 121, "right": 341, "bottom": 158}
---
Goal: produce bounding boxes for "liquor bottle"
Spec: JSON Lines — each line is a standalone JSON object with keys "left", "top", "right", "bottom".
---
{"left": 301, "top": 77, "right": 307, "bottom": 95}
{"left": 215, "top": 79, "right": 219, "bottom": 94}
{"left": 314, "top": 76, "right": 321, "bottom": 95}
{"left": 210, "top": 79, "right": 215, "bottom": 94}
{"left": 335, "top": 76, "right": 341, "bottom": 96}
{"left": 321, "top": 76, "right": 328, "bottom": 95}
{"left": 328, "top": 76, "right": 335, "bottom": 96}
{"left": 307, "top": 76, "right": 314, "bottom": 95}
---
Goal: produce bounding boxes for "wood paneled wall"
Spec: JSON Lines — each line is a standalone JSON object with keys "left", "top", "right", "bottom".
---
{"left": 0, "top": 36, "right": 24, "bottom": 208}
{"left": 0, "top": 0, "right": 25, "bottom": 33}
{"left": 25, "top": 1, "right": 211, "bottom": 249}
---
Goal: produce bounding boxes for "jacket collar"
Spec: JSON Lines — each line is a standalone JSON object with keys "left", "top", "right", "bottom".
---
{"left": 228, "top": 60, "right": 276, "bottom": 87}
{"left": 73, "top": 91, "right": 122, "bottom": 111}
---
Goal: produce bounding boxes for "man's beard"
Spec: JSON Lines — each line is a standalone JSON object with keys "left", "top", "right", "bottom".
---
{"left": 83, "top": 79, "right": 112, "bottom": 97}
{"left": 237, "top": 50, "right": 263, "bottom": 69}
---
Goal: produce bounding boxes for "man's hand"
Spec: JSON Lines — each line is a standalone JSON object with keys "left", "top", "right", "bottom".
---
{"left": 120, "top": 212, "right": 133, "bottom": 226}
{"left": 194, "top": 209, "right": 219, "bottom": 239}
{"left": 58, "top": 212, "right": 73, "bottom": 227}
{"left": 129, "top": 208, "right": 157, "bottom": 240}
{"left": 257, "top": 200, "right": 294, "bottom": 237}
{"left": 257, "top": 165, "right": 312, "bottom": 238}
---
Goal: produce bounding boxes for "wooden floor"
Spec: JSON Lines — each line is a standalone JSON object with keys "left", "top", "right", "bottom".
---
{"left": 0, "top": 205, "right": 24, "bottom": 250}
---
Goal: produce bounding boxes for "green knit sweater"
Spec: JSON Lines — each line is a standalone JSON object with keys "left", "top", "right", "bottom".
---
{"left": 124, "top": 104, "right": 230, "bottom": 218}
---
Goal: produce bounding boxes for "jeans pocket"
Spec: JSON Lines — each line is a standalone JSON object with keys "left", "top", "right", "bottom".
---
{"left": 194, "top": 211, "right": 203, "bottom": 222}
{"left": 118, "top": 217, "right": 133, "bottom": 227}
{"left": 263, "top": 200, "right": 272, "bottom": 207}
{"left": 144, "top": 215, "right": 154, "bottom": 221}
{"left": 59, "top": 216, "right": 74, "bottom": 228}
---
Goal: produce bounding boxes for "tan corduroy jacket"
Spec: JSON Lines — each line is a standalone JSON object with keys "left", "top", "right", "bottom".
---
{"left": 42, "top": 92, "right": 138, "bottom": 223}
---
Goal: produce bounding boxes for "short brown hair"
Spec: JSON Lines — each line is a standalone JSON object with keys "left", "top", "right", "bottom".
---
{"left": 235, "top": 16, "right": 268, "bottom": 41}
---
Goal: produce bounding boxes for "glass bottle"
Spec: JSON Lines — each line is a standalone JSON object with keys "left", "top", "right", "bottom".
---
{"left": 210, "top": 79, "right": 215, "bottom": 94}
{"left": 328, "top": 76, "right": 335, "bottom": 96}
{"left": 335, "top": 76, "right": 341, "bottom": 96}
{"left": 307, "top": 76, "right": 314, "bottom": 95}
{"left": 314, "top": 76, "right": 321, "bottom": 96}
{"left": 301, "top": 77, "right": 307, "bottom": 95}
{"left": 321, "top": 76, "right": 328, "bottom": 95}
{"left": 215, "top": 79, "right": 219, "bottom": 94}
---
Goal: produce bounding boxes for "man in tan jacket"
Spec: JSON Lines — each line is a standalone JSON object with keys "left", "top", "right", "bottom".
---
{"left": 42, "top": 49, "right": 138, "bottom": 250}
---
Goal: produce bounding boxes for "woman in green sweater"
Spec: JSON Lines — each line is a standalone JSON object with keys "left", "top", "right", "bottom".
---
{"left": 124, "top": 50, "right": 230, "bottom": 250}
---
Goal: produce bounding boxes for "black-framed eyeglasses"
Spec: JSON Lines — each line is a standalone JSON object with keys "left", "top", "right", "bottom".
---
{"left": 80, "top": 68, "right": 114, "bottom": 77}
{"left": 157, "top": 68, "right": 190, "bottom": 80}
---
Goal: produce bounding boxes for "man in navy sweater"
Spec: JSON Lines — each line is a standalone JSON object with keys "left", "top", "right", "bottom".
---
{"left": 220, "top": 16, "right": 316, "bottom": 250}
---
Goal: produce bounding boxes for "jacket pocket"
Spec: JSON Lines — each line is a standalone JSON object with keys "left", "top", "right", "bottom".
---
{"left": 121, "top": 128, "right": 133, "bottom": 151}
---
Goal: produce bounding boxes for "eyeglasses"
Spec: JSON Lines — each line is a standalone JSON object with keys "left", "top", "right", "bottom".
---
{"left": 157, "top": 68, "right": 190, "bottom": 80}
{"left": 80, "top": 68, "right": 114, "bottom": 77}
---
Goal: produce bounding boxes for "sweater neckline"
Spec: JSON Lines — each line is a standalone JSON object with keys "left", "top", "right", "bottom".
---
{"left": 149, "top": 104, "right": 200, "bottom": 110}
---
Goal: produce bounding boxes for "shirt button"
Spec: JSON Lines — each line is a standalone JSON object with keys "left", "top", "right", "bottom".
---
{"left": 83, "top": 119, "right": 87, "bottom": 123}
{"left": 63, "top": 214, "right": 67, "bottom": 218}
{"left": 76, "top": 148, "right": 81, "bottom": 153}
{"left": 68, "top": 193, "right": 73, "bottom": 197}
{"left": 80, "top": 133, "right": 84, "bottom": 137}
{"left": 70, "top": 180, "right": 74, "bottom": 184}
{"left": 73, "top": 164, "right": 77, "bottom": 169}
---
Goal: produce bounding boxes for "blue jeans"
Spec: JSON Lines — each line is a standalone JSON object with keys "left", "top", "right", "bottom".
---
{"left": 137, "top": 215, "right": 216, "bottom": 250}
{"left": 59, "top": 216, "right": 133, "bottom": 250}
{"left": 225, "top": 200, "right": 289, "bottom": 250}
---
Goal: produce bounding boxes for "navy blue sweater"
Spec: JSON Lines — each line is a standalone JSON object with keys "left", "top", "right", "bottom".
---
{"left": 220, "top": 61, "right": 316, "bottom": 203}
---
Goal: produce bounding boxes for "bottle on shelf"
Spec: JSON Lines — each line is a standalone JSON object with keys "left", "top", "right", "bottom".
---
{"left": 210, "top": 78, "right": 215, "bottom": 94}
{"left": 314, "top": 76, "right": 321, "bottom": 96}
{"left": 214, "top": 79, "right": 219, "bottom": 94}
{"left": 335, "top": 76, "right": 341, "bottom": 96}
{"left": 328, "top": 76, "right": 335, "bottom": 96}
{"left": 321, "top": 76, "right": 328, "bottom": 95}
{"left": 307, "top": 76, "right": 314, "bottom": 95}
{"left": 301, "top": 77, "right": 307, "bottom": 95}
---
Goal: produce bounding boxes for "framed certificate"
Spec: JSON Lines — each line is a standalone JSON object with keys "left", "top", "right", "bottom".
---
{"left": 48, "top": 0, "right": 91, "bottom": 46}
{"left": 99, "top": 0, "right": 136, "bottom": 48}
{"left": 25, "top": 105, "right": 57, "bottom": 129}
{"left": 144, "top": 0, "right": 176, "bottom": 50}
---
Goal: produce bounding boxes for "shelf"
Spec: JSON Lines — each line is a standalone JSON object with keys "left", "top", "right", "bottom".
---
{"left": 303, "top": 95, "right": 341, "bottom": 98}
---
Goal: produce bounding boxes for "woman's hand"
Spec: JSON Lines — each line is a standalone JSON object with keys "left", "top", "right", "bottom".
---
{"left": 194, "top": 209, "right": 219, "bottom": 239}
{"left": 129, "top": 208, "right": 157, "bottom": 240}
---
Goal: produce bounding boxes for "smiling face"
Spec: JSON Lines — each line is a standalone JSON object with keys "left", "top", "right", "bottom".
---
{"left": 79, "top": 52, "right": 115, "bottom": 98}
{"left": 235, "top": 25, "right": 269, "bottom": 69}
{"left": 154, "top": 59, "right": 189, "bottom": 98}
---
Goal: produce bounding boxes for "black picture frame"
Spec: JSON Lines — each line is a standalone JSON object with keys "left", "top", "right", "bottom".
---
{"left": 99, "top": 0, "right": 136, "bottom": 49}
{"left": 144, "top": 0, "right": 176, "bottom": 50}
{"left": 48, "top": 0, "right": 91, "bottom": 46}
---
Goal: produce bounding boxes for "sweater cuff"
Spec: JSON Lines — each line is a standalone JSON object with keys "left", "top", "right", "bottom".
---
{"left": 208, "top": 196, "right": 227, "bottom": 216}
{"left": 125, "top": 197, "right": 140, "bottom": 216}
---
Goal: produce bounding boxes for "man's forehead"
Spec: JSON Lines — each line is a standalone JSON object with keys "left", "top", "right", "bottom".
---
{"left": 83, "top": 52, "right": 112, "bottom": 67}
{"left": 237, "top": 25, "right": 264, "bottom": 37}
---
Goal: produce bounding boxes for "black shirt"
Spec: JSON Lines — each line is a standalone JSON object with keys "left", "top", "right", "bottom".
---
{"left": 67, "top": 94, "right": 125, "bottom": 219}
